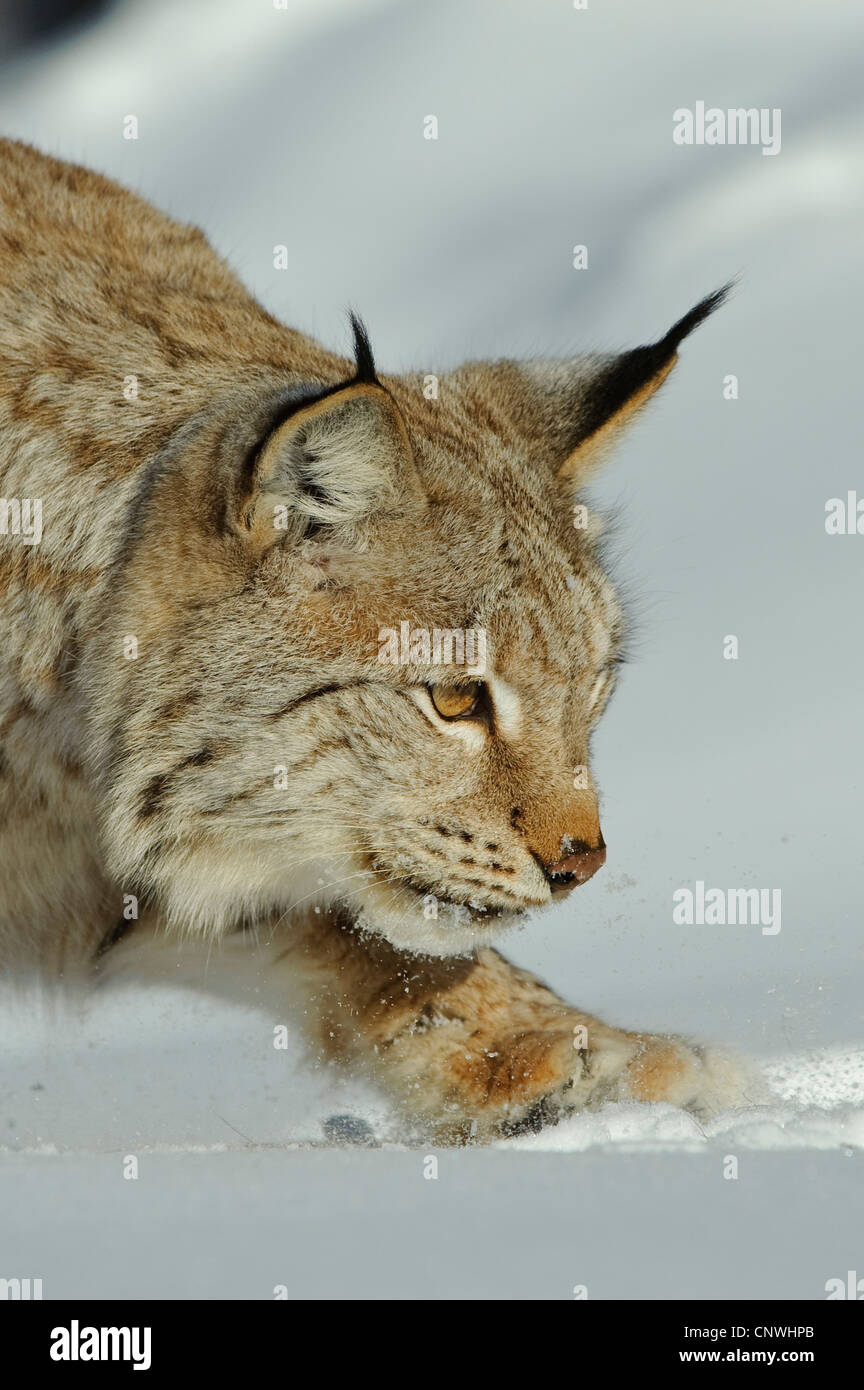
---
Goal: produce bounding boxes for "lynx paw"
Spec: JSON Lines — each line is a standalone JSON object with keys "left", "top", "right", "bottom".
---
{"left": 498, "top": 1032, "right": 760, "bottom": 1140}
{"left": 618, "top": 1035, "right": 757, "bottom": 1116}
{"left": 392, "top": 1022, "right": 758, "bottom": 1143}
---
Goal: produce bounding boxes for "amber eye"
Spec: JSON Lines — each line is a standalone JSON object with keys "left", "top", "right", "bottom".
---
{"left": 429, "top": 682, "right": 484, "bottom": 720}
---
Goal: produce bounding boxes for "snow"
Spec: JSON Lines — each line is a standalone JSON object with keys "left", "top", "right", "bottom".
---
{"left": 1, "top": 982, "right": 861, "bottom": 1297}
{"left": 1, "top": 0, "right": 862, "bottom": 1297}
{"left": 507, "top": 1048, "right": 864, "bottom": 1153}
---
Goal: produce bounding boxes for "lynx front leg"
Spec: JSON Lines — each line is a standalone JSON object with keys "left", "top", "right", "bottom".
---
{"left": 99, "top": 911, "right": 749, "bottom": 1143}
{"left": 270, "top": 913, "right": 751, "bottom": 1142}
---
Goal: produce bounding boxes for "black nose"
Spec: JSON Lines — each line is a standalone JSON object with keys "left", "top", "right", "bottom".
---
{"left": 543, "top": 837, "right": 606, "bottom": 892}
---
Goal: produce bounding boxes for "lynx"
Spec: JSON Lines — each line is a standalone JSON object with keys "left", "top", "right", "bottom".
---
{"left": 0, "top": 138, "right": 750, "bottom": 1140}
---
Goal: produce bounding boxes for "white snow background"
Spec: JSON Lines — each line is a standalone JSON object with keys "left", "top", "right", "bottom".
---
{"left": 0, "top": 0, "right": 862, "bottom": 1298}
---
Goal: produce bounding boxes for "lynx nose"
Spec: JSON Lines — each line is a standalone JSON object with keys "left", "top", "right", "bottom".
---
{"left": 543, "top": 837, "right": 606, "bottom": 893}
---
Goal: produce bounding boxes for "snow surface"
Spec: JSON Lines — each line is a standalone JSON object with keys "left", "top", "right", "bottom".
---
{"left": 0, "top": 0, "right": 862, "bottom": 1298}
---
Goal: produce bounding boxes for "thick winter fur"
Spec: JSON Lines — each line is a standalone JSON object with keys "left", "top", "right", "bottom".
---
{"left": 0, "top": 138, "right": 748, "bottom": 1138}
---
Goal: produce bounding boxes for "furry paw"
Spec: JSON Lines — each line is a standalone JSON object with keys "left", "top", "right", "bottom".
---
{"left": 399, "top": 1024, "right": 760, "bottom": 1143}
{"left": 613, "top": 1034, "right": 761, "bottom": 1119}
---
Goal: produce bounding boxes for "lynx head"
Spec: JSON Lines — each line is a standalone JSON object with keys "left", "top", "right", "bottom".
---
{"left": 91, "top": 289, "right": 728, "bottom": 956}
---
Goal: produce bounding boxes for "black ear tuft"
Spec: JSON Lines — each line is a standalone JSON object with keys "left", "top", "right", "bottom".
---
{"left": 656, "top": 282, "right": 735, "bottom": 356}
{"left": 572, "top": 283, "right": 734, "bottom": 447}
{"left": 349, "top": 312, "right": 378, "bottom": 384}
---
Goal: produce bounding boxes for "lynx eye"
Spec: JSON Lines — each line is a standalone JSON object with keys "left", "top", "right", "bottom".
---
{"left": 429, "top": 682, "right": 484, "bottom": 720}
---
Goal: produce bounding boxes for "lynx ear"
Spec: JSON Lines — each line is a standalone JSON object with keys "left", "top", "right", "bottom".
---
{"left": 554, "top": 287, "right": 731, "bottom": 480}
{"left": 451, "top": 286, "right": 730, "bottom": 485}
{"left": 242, "top": 382, "right": 418, "bottom": 545}
{"left": 239, "top": 322, "right": 423, "bottom": 550}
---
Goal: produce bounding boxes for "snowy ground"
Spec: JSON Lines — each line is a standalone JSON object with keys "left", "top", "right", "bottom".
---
{"left": 2, "top": 986, "right": 861, "bottom": 1298}
{"left": 1, "top": 0, "right": 862, "bottom": 1298}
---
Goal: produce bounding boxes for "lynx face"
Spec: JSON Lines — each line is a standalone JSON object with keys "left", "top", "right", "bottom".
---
{"left": 83, "top": 295, "right": 725, "bottom": 958}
